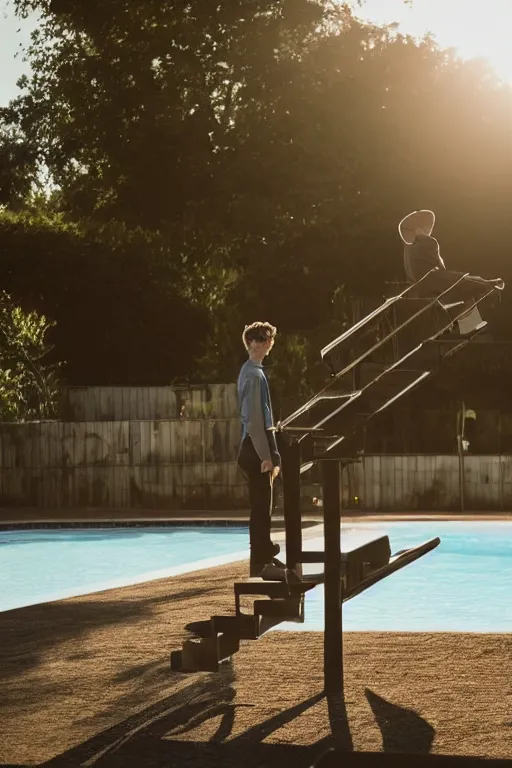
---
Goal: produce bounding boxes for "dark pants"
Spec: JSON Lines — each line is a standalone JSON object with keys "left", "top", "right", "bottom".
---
{"left": 237, "top": 436, "right": 275, "bottom": 566}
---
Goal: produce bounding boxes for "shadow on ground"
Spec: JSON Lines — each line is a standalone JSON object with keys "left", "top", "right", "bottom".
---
{"left": 34, "top": 663, "right": 479, "bottom": 768}
{"left": 0, "top": 584, "right": 221, "bottom": 688}
{"left": 2, "top": 657, "right": 509, "bottom": 768}
{"left": 365, "top": 688, "right": 435, "bottom": 754}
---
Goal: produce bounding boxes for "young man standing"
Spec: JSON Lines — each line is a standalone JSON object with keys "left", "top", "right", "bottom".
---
{"left": 237, "top": 321, "right": 282, "bottom": 577}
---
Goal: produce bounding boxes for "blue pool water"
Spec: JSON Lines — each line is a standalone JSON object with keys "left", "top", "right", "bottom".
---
{"left": 1, "top": 521, "right": 511, "bottom": 631}
{"left": 277, "top": 521, "right": 512, "bottom": 633}
{"left": 0, "top": 526, "right": 249, "bottom": 612}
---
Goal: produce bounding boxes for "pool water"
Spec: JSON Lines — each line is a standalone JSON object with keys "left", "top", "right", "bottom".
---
{"left": 277, "top": 521, "right": 512, "bottom": 633}
{"left": 0, "top": 526, "right": 249, "bottom": 612}
{"left": 1, "top": 521, "right": 511, "bottom": 631}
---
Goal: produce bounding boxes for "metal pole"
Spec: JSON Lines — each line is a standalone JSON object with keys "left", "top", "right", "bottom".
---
{"left": 322, "top": 459, "right": 343, "bottom": 694}
{"left": 277, "top": 432, "right": 302, "bottom": 571}
{"left": 457, "top": 401, "right": 466, "bottom": 513}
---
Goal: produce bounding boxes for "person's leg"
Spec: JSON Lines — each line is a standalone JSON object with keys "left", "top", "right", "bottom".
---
{"left": 238, "top": 436, "right": 276, "bottom": 572}
{"left": 247, "top": 469, "right": 274, "bottom": 569}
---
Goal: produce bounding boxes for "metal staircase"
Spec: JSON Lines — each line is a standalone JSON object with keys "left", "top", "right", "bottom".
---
{"left": 170, "top": 262, "right": 504, "bottom": 682}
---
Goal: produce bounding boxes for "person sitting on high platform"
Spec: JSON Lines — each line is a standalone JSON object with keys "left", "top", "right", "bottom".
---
{"left": 399, "top": 209, "right": 503, "bottom": 334}
{"left": 400, "top": 209, "right": 503, "bottom": 290}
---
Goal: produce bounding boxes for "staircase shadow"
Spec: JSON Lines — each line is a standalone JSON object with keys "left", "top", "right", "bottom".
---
{"left": 326, "top": 691, "right": 354, "bottom": 752}
{"left": 43, "top": 663, "right": 327, "bottom": 768}
{"left": 365, "top": 687, "right": 435, "bottom": 754}
{"left": 30, "top": 675, "right": 506, "bottom": 768}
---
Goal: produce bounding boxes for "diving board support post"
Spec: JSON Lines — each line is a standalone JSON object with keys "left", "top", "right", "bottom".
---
{"left": 278, "top": 432, "right": 303, "bottom": 571}
{"left": 322, "top": 459, "right": 344, "bottom": 694}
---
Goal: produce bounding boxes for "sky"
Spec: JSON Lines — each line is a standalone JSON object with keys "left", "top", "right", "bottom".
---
{"left": 0, "top": 0, "right": 511, "bottom": 107}
{"left": 357, "top": 0, "right": 512, "bottom": 80}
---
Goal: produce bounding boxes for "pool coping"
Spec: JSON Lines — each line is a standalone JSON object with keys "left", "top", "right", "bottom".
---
{"left": 0, "top": 518, "right": 327, "bottom": 531}
{"left": 0, "top": 509, "right": 510, "bottom": 530}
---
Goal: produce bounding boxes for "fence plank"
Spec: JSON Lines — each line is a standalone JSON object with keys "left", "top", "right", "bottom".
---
{"left": 130, "top": 421, "right": 141, "bottom": 466}
{"left": 182, "top": 421, "right": 203, "bottom": 464}
{"left": 501, "top": 456, "right": 512, "bottom": 509}
{"left": 395, "top": 454, "right": 404, "bottom": 507}
{"left": 204, "top": 420, "right": 239, "bottom": 463}
{"left": 370, "top": 455, "right": 380, "bottom": 509}
{"left": 464, "top": 455, "right": 501, "bottom": 511}
{"left": 113, "top": 388, "right": 123, "bottom": 421}
{"left": 2, "top": 468, "right": 26, "bottom": 505}
{"left": 130, "top": 465, "right": 182, "bottom": 509}
{"left": 112, "top": 422, "right": 130, "bottom": 465}
{"left": 41, "top": 468, "right": 58, "bottom": 507}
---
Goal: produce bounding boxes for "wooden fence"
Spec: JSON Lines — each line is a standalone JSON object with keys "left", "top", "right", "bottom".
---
{"left": 0, "top": 419, "right": 245, "bottom": 510}
{"left": 59, "top": 384, "right": 239, "bottom": 421}
{"left": 0, "top": 418, "right": 511, "bottom": 511}
{"left": 341, "top": 454, "right": 512, "bottom": 511}
{"left": 57, "top": 386, "right": 512, "bottom": 455}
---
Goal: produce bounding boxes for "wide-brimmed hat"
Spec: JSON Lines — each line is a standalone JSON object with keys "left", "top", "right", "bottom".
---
{"left": 398, "top": 209, "right": 435, "bottom": 245}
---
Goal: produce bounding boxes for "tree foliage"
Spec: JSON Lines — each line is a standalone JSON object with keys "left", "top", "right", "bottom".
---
{"left": 0, "top": 210, "right": 210, "bottom": 385}
{"left": 0, "top": 290, "right": 60, "bottom": 420}
{"left": 0, "top": 125, "right": 39, "bottom": 209}
{"left": 1, "top": 0, "right": 512, "bottom": 396}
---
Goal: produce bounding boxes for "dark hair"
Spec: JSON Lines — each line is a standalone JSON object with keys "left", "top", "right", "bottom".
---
{"left": 242, "top": 321, "right": 277, "bottom": 350}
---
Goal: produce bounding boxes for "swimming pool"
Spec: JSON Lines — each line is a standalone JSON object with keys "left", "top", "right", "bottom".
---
{"left": 276, "top": 521, "right": 512, "bottom": 633}
{"left": 0, "top": 525, "right": 249, "bottom": 612}
{"left": 1, "top": 521, "right": 511, "bottom": 631}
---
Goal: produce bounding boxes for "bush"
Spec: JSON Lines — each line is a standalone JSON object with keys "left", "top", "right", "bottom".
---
{"left": 0, "top": 290, "right": 61, "bottom": 420}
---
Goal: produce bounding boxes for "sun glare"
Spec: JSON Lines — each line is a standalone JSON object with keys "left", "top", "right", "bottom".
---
{"left": 359, "top": 0, "right": 512, "bottom": 83}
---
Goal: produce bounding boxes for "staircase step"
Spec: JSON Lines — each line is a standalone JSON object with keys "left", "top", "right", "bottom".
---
{"left": 233, "top": 579, "right": 317, "bottom": 602}
{"left": 217, "top": 631, "right": 241, "bottom": 661}
{"left": 357, "top": 361, "right": 427, "bottom": 388}
{"left": 181, "top": 638, "right": 218, "bottom": 672}
{"left": 299, "top": 366, "right": 429, "bottom": 438}
{"left": 301, "top": 550, "right": 325, "bottom": 563}
{"left": 258, "top": 612, "right": 301, "bottom": 635}
{"left": 175, "top": 631, "right": 241, "bottom": 672}
{"left": 185, "top": 619, "right": 212, "bottom": 638}
{"left": 234, "top": 580, "right": 292, "bottom": 599}
{"left": 253, "top": 596, "right": 304, "bottom": 620}
{"left": 322, "top": 299, "right": 450, "bottom": 376}
{"left": 410, "top": 270, "right": 495, "bottom": 301}
{"left": 212, "top": 613, "right": 258, "bottom": 640}
{"left": 313, "top": 432, "right": 364, "bottom": 460}
{"left": 211, "top": 608, "right": 299, "bottom": 640}
{"left": 343, "top": 535, "right": 391, "bottom": 565}
{"left": 426, "top": 321, "right": 488, "bottom": 345}
{"left": 170, "top": 649, "right": 183, "bottom": 670}
{"left": 320, "top": 269, "right": 496, "bottom": 380}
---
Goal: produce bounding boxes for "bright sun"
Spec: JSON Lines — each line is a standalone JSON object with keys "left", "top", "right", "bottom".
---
{"left": 358, "top": 0, "right": 512, "bottom": 83}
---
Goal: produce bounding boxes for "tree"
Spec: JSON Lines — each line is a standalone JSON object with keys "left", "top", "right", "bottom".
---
{"left": 0, "top": 125, "right": 39, "bottom": 209}
{"left": 3, "top": 0, "right": 356, "bottom": 385}
{"left": 6, "top": 2, "right": 337, "bottom": 227}
{"left": 0, "top": 290, "right": 61, "bottom": 420}
{"left": 3, "top": 1, "right": 512, "bottom": 394}
{"left": 0, "top": 210, "right": 212, "bottom": 385}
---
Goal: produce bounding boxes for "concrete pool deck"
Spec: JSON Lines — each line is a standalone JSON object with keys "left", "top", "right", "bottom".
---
{"left": 0, "top": 507, "right": 511, "bottom": 526}
{"left": 1, "top": 553, "right": 511, "bottom": 766}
